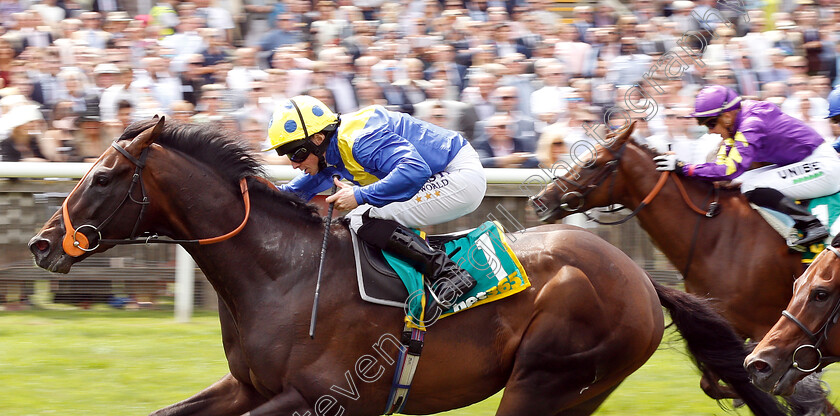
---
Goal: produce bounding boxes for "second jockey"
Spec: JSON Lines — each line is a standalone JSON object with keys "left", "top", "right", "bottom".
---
{"left": 654, "top": 85, "right": 840, "bottom": 247}
{"left": 265, "top": 96, "right": 487, "bottom": 319}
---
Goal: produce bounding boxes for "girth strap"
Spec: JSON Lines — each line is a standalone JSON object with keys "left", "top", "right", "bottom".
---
{"left": 384, "top": 324, "right": 425, "bottom": 415}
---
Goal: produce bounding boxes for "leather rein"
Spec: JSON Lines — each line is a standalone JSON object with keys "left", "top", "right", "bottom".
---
{"left": 781, "top": 245, "right": 840, "bottom": 373}
{"left": 550, "top": 142, "right": 720, "bottom": 225}
{"left": 62, "top": 141, "right": 251, "bottom": 257}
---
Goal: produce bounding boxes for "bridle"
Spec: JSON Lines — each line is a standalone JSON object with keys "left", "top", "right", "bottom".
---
{"left": 781, "top": 245, "right": 840, "bottom": 373}
{"left": 61, "top": 140, "right": 251, "bottom": 257}
{"left": 540, "top": 140, "right": 720, "bottom": 226}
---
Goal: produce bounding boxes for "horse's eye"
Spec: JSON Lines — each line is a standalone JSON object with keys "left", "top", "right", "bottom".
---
{"left": 814, "top": 289, "right": 831, "bottom": 302}
{"left": 95, "top": 175, "right": 110, "bottom": 187}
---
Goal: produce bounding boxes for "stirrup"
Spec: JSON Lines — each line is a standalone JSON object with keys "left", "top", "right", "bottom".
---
{"left": 424, "top": 281, "right": 454, "bottom": 310}
{"left": 788, "top": 228, "right": 829, "bottom": 248}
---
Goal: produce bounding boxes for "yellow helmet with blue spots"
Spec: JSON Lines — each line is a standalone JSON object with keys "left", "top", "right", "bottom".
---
{"left": 263, "top": 95, "right": 338, "bottom": 153}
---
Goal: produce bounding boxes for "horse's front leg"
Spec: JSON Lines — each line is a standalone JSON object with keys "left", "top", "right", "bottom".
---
{"left": 150, "top": 373, "right": 267, "bottom": 416}
{"left": 244, "top": 386, "right": 317, "bottom": 416}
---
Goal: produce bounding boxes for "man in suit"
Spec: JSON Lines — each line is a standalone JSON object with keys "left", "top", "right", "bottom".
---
{"left": 72, "top": 12, "right": 111, "bottom": 49}
{"left": 473, "top": 85, "right": 537, "bottom": 148}
{"left": 472, "top": 113, "right": 539, "bottom": 168}
{"left": 423, "top": 44, "right": 467, "bottom": 97}
{"left": 414, "top": 79, "right": 479, "bottom": 142}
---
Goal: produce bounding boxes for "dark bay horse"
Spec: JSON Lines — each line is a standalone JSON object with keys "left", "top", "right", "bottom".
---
{"left": 533, "top": 123, "right": 832, "bottom": 412}
{"left": 29, "top": 118, "right": 786, "bottom": 416}
{"left": 746, "top": 237, "right": 840, "bottom": 396}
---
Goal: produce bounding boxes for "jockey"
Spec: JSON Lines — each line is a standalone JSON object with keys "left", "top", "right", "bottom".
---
{"left": 654, "top": 85, "right": 840, "bottom": 247}
{"left": 265, "top": 95, "right": 487, "bottom": 316}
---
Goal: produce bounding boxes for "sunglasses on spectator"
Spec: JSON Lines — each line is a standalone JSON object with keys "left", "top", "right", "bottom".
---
{"left": 283, "top": 145, "right": 312, "bottom": 163}
{"left": 499, "top": 95, "right": 516, "bottom": 100}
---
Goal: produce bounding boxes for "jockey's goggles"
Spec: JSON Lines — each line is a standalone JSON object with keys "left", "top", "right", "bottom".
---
{"left": 697, "top": 116, "right": 719, "bottom": 130}
{"left": 283, "top": 145, "right": 312, "bottom": 163}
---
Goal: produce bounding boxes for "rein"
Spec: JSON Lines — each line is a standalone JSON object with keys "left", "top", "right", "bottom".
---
{"left": 62, "top": 141, "right": 251, "bottom": 257}
{"left": 781, "top": 245, "right": 840, "bottom": 373}
{"left": 583, "top": 172, "right": 721, "bottom": 226}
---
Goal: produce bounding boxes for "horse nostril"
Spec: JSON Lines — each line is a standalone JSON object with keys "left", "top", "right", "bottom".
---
{"left": 749, "top": 360, "right": 771, "bottom": 374}
{"left": 30, "top": 239, "right": 50, "bottom": 254}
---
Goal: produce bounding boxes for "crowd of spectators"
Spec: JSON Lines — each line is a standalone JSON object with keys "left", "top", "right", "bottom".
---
{"left": 0, "top": 0, "right": 839, "bottom": 168}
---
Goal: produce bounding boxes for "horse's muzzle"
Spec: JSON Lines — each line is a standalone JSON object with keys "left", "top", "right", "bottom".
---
{"left": 28, "top": 233, "right": 73, "bottom": 274}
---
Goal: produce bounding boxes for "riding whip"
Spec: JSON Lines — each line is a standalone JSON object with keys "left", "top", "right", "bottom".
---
{"left": 309, "top": 174, "right": 341, "bottom": 339}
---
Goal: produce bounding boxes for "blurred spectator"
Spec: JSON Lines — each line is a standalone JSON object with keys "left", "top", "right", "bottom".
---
{"left": 414, "top": 78, "right": 478, "bottom": 142}
{"left": 531, "top": 61, "right": 572, "bottom": 126}
{"left": 258, "top": 12, "right": 302, "bottom": 53}
{"left": 242, "top": 0, "right": 276, "bottom": 47}
{"left": 57, "top": 67, "right": 98, "bottom": 114}
{"left": 461, "top": 71, "right": 498, "bottom": 121}
{"left": 760, "top": 49, "right": 793, "bottom": 84}
{"left": 160, "top": 16, "right": 208, "bottom": 69}
{"left": 0, "top": 104, "right": 47, "bottom": 162}
{"left": 473, "top": 113, "right": 539, "bottom": 168}
{"left": 73, "top": 12, "right": 110, "bottom": 49}
{"left": 192, "top": 83, "right": 227, "bottom": 123}
{"left": 0, "top": 38, "right": 13, "bottom": 87}
{"left": 535, "top": 125, "right": 571, "bottom": 167}
{"left": 194, "top": 0, "right": 236, "bottom": 44}
{"left": 231, "top": 81, "right": 272, "bottom": 126}
{"left": 424, "top": 44, "right": 467, "bottom": 97}
{"left": 149, "top": 0, "right": 180, "bottom": 37}
{"left": 643, "top": 107, "right": 721, "bottom": 163}
{"left": 30, "top": 48, "right": 62, "bottom": 108}
{"left": 554, "top": 24, "right": 591, "bottom": 77}
{"left": 170, "top": 100, "right": 196, "bottom": 123}
{"left": 95, "top": 63, "right": 126, "bottom": 121}
{"left": 239, "top": 116, "right": 287, "bottom": 165}
{"left": 179, "top": 54, "right": 209, "bottom": 106}
{"left": 320, "top": 47, "right": 357, "bottom": 113}
{"left": 136, "top": 56, "right": 182, "bottom": 112}
{"left": 226, "top": 47, "right": 267, "bottom": 104}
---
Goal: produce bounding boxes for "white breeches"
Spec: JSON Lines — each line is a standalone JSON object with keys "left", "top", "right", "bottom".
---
{"left": 737, "top": 142, "right": 840, "bottom": 199}
{"left": 348, "top": 144, "right": 487, "bottom": 232}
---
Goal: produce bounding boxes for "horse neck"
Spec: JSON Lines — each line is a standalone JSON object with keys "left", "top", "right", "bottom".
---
{"left": 143, "top": 155, "right": 326, "bottom": 315}
{"left": 615, "top": 156, "right": 762, "bottom": 274}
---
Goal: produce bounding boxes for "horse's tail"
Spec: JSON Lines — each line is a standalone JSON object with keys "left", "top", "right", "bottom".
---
{"left": 651, "top": 277, "right": 789, "bottom": 416}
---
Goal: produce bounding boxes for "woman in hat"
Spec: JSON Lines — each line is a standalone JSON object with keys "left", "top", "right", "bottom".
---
{"left": 0, "top": 104, "right": 48, "bottom": 162}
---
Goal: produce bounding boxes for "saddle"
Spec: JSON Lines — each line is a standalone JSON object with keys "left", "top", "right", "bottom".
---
{"left": 350, "top": 228, "right": 469, "bottom": 309}
{"left": 752, "top": 191, "right": 840, "bottom": 261}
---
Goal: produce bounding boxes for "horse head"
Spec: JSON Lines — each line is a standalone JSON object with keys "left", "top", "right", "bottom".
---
{"left": 534, "top": 121, "right": 641, "bottom": 223}
{"left": 746, "top": 236, "right": 840, "bottom": 395}
{"left": 29, "top": 117, "right": 166, "bottom": 273}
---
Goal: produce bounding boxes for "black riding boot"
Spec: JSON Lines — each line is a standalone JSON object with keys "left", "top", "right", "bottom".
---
{"left": 745, "top": 187, "right": 829, "bottom": 247}
{"left": 385, "top": 227, "right": 477, "bottom": 314}
{"left": 356, "top": 215, "right": 477, "bottom": 316}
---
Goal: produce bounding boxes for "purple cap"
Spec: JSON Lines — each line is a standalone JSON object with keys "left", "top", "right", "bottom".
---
{"left": 689, "top": 85, "right": 742, "bottom": 118}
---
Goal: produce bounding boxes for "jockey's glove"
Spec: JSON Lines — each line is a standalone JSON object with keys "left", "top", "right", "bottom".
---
{"left": 653, "top": 154, "right": 685, "bottom": 172}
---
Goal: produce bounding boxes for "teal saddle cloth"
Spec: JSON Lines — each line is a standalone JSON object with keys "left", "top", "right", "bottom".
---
{"left": 350, "top": 221, "right": 530, "bottom": 327}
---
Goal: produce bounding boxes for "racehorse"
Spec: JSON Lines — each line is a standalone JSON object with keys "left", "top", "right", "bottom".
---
{"left": 746, "top": 236, "right": 840, "bottom": 397}
{"left": 532, "top": 122, "right": 833, "bottom": 413}
{"left": 29, "top": 117, "right": 787, "bottom": 416}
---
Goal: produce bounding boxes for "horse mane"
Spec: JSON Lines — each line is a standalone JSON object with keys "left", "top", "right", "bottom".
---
{"left": 628, "top": 138, "right": 742, "bottom": 192}
{"left": 119, "top": 119, "right": 323, "bottom": 224}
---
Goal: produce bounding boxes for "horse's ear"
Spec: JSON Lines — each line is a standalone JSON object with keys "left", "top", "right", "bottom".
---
{"left": 133, "top": 116, "right": 165, "bottom": 149}
{"left": 604, "top": 120, "right": 636, "bottom": 148}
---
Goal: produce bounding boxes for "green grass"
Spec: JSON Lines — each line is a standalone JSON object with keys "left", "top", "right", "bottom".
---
{"left": 1, "top": 310, "right": 839, "bottom": 415}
